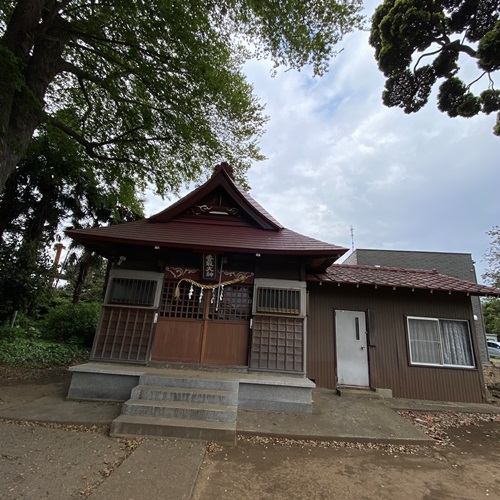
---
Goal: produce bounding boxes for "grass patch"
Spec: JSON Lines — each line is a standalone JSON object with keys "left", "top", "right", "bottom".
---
{"left": 0, "top": 338, "right": 89, "bottom": 368}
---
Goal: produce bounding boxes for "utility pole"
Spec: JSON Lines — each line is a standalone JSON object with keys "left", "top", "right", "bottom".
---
{"left": 52, "top": 243, "right": 66, "bottom": 286}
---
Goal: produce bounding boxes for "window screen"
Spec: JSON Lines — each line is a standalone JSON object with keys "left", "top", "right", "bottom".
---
{"left": 255, "top": 287, "right": 301, "bottom": 315}
{"left": 108, "top": 278, "right": 157, "bottom": 306}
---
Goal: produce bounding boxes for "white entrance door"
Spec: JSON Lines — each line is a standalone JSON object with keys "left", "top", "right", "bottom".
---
{"left": 335, "top": 310, "right": 369, "bottom": 387}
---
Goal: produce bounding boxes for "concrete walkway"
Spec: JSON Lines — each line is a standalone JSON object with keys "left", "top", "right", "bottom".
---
{"left": 89, "top": 439, "right": 205, "bottom": 500}
{"left": 2, "top": 382, "right": 499, "bottom": 444}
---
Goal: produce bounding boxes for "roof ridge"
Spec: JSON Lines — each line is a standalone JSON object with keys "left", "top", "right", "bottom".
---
{"left": 330, "top": 263, "right": 438, "bottom": 275}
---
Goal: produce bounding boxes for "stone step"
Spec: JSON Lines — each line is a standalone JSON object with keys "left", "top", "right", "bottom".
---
{"left": 139, "top": 374, "right": 238, "bottom": 392}
{"left": 131, "top": 385, "right": 238, "bottom": 406}
{"left": 122, "top": 399, "right": 237, "bottom": 422}
{"left": 110, "top": 414, "right": 236, "bottom": 445}
{"left": 336, "top": 387, "right": 379, "bottom": 397}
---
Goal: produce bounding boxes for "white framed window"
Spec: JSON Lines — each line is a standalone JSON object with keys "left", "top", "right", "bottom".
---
{"left": 407, "top": 316, "right": 474, "bottom": 368}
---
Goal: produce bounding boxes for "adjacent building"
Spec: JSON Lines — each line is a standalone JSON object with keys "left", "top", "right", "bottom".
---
{"left": 344, "top": 249, "right": 489, "bottom": 364}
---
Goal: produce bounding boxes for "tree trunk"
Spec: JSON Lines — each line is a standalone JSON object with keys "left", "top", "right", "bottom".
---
{"left": 0, "top": 0, "right": 70, "bottom": 192}
{"left": 73, "top": 250, "right": 93, "bottom": 304}
{"left": 0, "top": 172, "right": 21, "bottom": 241}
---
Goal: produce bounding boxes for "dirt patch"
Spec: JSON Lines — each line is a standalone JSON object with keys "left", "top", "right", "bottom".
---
{"left": 193, "top": 422, "right": 500, "bottom": 500}
{"left": 0, "top": 362, "right": 71, "bottom": 386}
{"left": 192, "top": 366, "right": 500, "bottom": 499}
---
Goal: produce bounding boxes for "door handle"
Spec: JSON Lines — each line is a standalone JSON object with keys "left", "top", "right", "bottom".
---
{"left": 360, "top": 346, "right": 365, "bottom": 350}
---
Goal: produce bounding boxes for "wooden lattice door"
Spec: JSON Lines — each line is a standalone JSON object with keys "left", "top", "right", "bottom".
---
{"left": 151, "top": 280, "right": 252, "bottom": 365}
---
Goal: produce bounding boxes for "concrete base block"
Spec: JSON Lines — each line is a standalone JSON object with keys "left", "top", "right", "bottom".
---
{"left": 67, "top": 371, "right": 139, "bottom": 401}
{"left": 238, "top": 379, "right": 314, "bottom": 413}
{"left": 374, "top": 388, "right": 393, "bottom": 399}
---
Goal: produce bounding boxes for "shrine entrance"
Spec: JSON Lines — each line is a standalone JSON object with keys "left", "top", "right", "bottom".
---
{"left": 151, "top": 279, "right": 253, "bottom": 366}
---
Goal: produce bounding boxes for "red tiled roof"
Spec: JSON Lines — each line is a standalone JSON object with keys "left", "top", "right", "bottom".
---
{"left": 308, "top": 264, "right": 500, "bottom": 297}
{"left": 66, "top": 219, "right": 347, "bottom": 256}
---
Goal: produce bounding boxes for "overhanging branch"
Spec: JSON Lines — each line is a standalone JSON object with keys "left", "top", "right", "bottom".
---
{"left": 413, "top": 48, "right": 443, "bottom": 72}
{"left": 46, "top": 115, "right": 142, "bottom": 164}
{"left": 59, "top": 59, "right": 101, "bottom": 83}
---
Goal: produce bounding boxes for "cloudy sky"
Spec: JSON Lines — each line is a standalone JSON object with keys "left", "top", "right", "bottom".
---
{"left": 146, "top": 6, "right": 500, "bottom": 284}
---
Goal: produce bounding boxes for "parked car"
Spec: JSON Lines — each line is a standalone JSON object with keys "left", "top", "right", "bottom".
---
{"left": 487, "top": 341, "right": 500, "bottom": 359}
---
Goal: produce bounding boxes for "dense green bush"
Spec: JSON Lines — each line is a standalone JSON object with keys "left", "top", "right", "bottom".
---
{"left": 0, "top": 313, "right": 42, "bottom": 340}
{"left": 39, "top": 302, "right": 101, "bottom": 346}
{"left": 0, "top": 338, "right": 89, "bottom": 367}
{"left": 0, "top": 302, "right": 99, "bottom": 367}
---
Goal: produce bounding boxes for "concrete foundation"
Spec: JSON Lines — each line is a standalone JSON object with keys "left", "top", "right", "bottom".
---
{"left": 68, "top": 363, "right": 315, "bottom": 413}
{"left": 239, "top": 378, "right": 315, "bottom": 413}
{"left": 67, "top": 369, "right": 140, "bottom": 401}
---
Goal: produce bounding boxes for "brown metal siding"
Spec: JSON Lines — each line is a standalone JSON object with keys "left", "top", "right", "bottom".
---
{"left": 307, "top": 287, "right": 336, "bottom": 388}
{"left": 307, "top": 283, "right": 485, "bottom": 403}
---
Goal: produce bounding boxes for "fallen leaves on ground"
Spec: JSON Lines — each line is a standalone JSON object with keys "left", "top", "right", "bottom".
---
{"left": 230, "top": 435, "right": 423, "bottom": 455}
{"left": 0, "top": 418, "right": 109, "bottom": 434}
{"left": 398, "top": 411, "right": 500, "bottom": 445}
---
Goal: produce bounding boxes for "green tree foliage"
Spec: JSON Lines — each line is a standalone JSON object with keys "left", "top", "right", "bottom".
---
{"left": 0, "top": 125, "right": 143, "bottom": 321}
{"left": 0, "top": 0, "right": 364, "bottom": 192}
{"left": 483, "top": 226, "right": 500, "bottom": 288}
{"left": 370, "top": 1, "right": 500, "bottom": 134}
{"left": 0, "top": 242, "right": 52, "bottom": 323}
{"left": 482, "top": 226, "right": 500, "bottom": 336}
{"left": 59, "top": 249, "right": 108, "bottom": 305}
{"left": 483, "top": 298, "right": 500, "bottom": 335}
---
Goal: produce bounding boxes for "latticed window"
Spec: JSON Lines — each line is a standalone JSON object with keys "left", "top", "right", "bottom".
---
{"left": 108, "top": 278, "right": 157, "bottom": 306}
{"left": 209, "top": 285, "right": 252, "bottom": 320}
{"left": 249, "top": 316, "right": 304, "bottom": 372}
{"left": 159, "top": 281, "right": 252, "bottom": 321}
{"left": 255, "top": 287, "right": 301, "bottom": 315}
{"left": 159, "top": 281, "right": 204, "bottom": 319}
